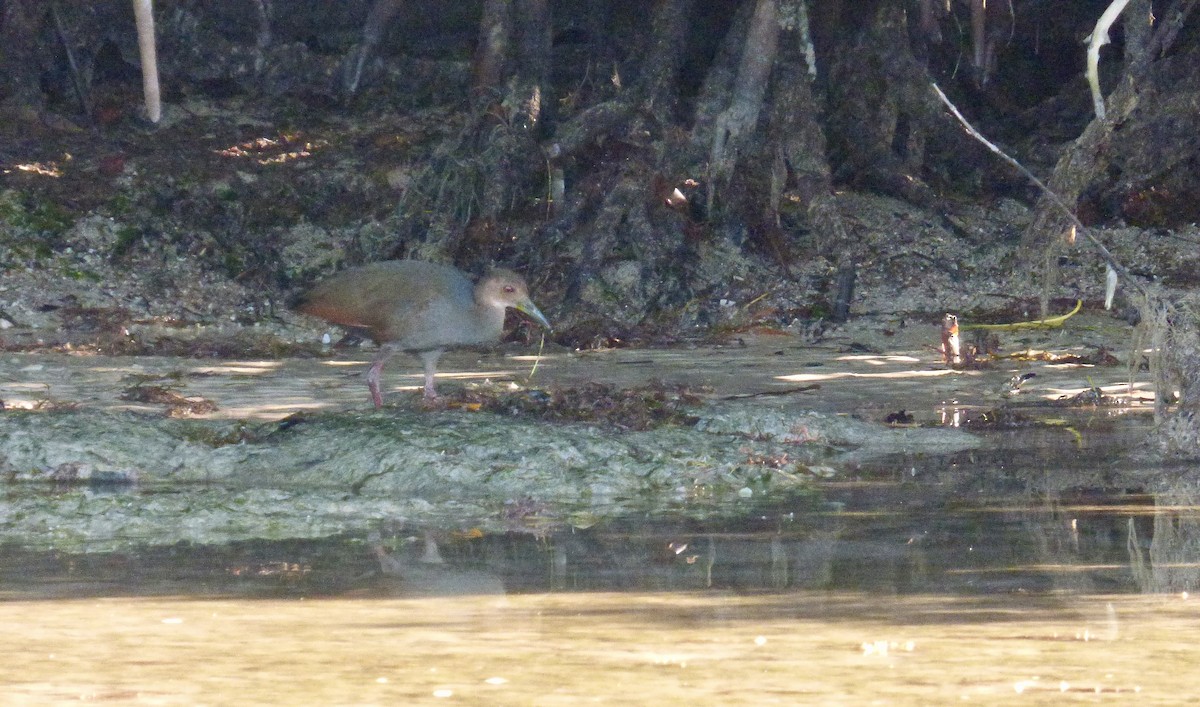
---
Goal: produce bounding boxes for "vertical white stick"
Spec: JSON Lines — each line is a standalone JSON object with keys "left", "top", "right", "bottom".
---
{"left": 1105, "top": 263, "right": 1119, "bottom": 310}
{"left": 132, "top": 0, "right": 161, "bottom": 123}
{"left": 1087, "top": 0, "right": 1132, "bottom": 120}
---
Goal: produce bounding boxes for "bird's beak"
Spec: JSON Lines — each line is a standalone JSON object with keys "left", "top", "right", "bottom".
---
{"left": 514, "top": 300, "right": 552, "bottom": 332}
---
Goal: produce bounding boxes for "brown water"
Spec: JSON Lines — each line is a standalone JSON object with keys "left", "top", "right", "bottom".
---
{"left": 4, "top": 477, "right": 1198, "bottom": 705}
{"left": 0, "top": 335, "right": 1186, "bottom": 704}
{"left": 4, "top": 590, "right": 1188, "bottom": 705}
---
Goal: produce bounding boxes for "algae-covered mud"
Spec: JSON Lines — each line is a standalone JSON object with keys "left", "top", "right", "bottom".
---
{"left": 0, "top": 401, "right": 983, "bottom": 552}
{"left": 4, "top": 322, "right": 1190, "bottom": 705}
{"left": 0, "top": 316, "right": 1155, "bottom": 552}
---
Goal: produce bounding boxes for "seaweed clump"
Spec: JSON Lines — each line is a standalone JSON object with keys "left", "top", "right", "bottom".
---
{"left": 460, "top": 382, "right": 705, "bottom": 431}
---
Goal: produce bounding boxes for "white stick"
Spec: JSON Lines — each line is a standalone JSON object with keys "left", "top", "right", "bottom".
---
{"left": 132, "top": 0, "right": 161, "bottom": 123}
{"left": 1105, "top": 262, "right": 1119, "bottom": 310}
{"left": 1087, "top": 0, "right": 1132, "bottom": 120}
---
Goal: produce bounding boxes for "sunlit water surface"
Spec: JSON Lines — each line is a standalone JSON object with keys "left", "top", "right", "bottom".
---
{"left": 4, "top": 590, "right": 1193, "bottom": 705}
{"left": 5, "top": 466, "right": 1199, "bottom": 705}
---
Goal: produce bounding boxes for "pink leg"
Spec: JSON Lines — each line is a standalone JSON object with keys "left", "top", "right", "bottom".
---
{"left": 419, "top": 349, "right": 444, "bottom": 399}
{"left": 366, "top": 347, "right": 396, "bottom": 408}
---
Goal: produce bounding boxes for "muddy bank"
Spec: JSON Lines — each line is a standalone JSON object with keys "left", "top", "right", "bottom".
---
{"left": 0, "top": 397, "right": 982, "bottom": 552}
{"left": 0, "top": 312, "right": 1158, "bottom": 552}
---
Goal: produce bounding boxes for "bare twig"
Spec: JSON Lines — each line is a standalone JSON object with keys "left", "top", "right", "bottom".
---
{"left": 930, "top": 82, "right": 1142, "bottom": 294}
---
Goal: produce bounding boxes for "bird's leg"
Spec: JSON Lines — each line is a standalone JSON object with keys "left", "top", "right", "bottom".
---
{"left": 366, "top": 360, "right": 385, "bottom": 408}
{"left": 367, "top": 345, "right": 397, "bottom": 408}
{"left": 419, "top": 349, "right": 445, "bottom": 400}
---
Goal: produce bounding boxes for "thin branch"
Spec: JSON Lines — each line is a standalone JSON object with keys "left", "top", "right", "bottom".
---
{"left": 931, "top": 82, "right": 1143, "bottom": 294}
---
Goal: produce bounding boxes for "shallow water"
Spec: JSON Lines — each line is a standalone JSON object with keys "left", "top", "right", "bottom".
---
{"left": 0, "top": 333, "right": 1187, "bottom": 704}
{"left": 5, "top": 590, "right": 1189, "bottom": 705}
{"left": 4, "top": 465, "right": 1199, "bottom": 705}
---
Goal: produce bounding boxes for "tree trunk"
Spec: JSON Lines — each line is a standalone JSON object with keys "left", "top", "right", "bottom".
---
{"left": 515, "top": 0, "right": 550, "bottom": 82}
{"left": 768, "top": 0, "right": 850, "bottom": 258}
{"left": 394, "top": 0, "right": 555, "bottom": 266}
{"left": 638, "top": 0, "right": 693, "bottom": 120}
{"left": 824, "top": 3, "right": 938, "bottom": 206}
{"left": 471, "top": 0, "right": 511, "bottom": 99}
{"left": 705, "top": 0, "right": 778, "bottom": 215}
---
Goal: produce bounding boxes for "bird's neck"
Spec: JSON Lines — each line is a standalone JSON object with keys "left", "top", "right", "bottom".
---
{"left": 473, "top": 299, "right": 508, "bottom": 339}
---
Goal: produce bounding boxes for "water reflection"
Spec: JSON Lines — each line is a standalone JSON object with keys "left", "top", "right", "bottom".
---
{"left": 7, "top": 484, "right": 1200, "bottom": 702}
{"left": 0, "top": 487, "right": 1189, "bottom": 599}
{"left": 7, "top": 588, "right": 1180, "bottom": 703}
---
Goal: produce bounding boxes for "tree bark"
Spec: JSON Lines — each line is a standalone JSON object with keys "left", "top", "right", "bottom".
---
{"left": 471, "top": 0, "right": 511, "bottom": 99}
{"left": 638, "top": 0, "right": 694, "bottom": 120}
{"left": 0, "top": 1, "right": 48, "bottom": 115}
{"left": 515, "top": 0, "right": 550, "bottom": 83}
{"left": 825, "top": 3, "right": 937, "bottom": 206}
{"left": 546, "top": 0, "right": 693, "bottom": 164}
{"left": 340, "top": 0, "right": 405, "bottom": 97}
{"left": 768, "top": 0, "right": 850, "bottom": 257}
{"left": 706, "top": 0, "right": 779, "bottom": 214}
